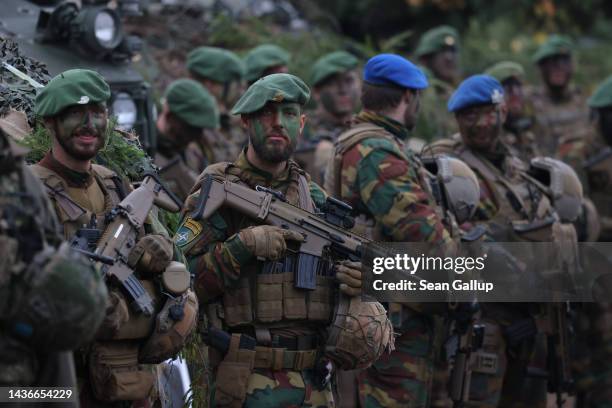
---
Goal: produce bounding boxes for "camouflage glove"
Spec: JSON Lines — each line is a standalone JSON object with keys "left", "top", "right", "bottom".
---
{"left": 238, "top": 225, "right": 304, "bottom": 260}
{"left": 335, "top": 260, "right": 362, "bottom": 297}
{"left": 128, "top": 234, "right": 174, "bottom": 276}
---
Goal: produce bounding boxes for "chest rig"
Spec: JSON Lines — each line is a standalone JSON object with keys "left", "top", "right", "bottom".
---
{"left": 203, "top": 161, "right": 336, "bottom": 332}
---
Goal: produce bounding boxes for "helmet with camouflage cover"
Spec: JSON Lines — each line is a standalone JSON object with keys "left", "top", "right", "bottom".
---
{"left": 325, "top": 295, "right": 394, "bottom": 370}
{"left": 12, "top": 242, "right": 108, "bottom": 351}
{"left": 528, "top": 157, "right": 583, "bottom": 222}
{"left": 423, "top": 155, "right": 480, "bottom": 224}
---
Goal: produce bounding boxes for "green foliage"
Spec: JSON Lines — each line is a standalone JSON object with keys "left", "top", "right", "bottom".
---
{"left": 180, "top": 332, "right": 210, "bottom": 408}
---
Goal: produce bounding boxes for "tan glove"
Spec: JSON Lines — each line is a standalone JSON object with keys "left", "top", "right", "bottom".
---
{"left": 238, "top": 225, "right": 304, "bottom": 260}
{"left": 336, "top": 260, "right": 362, "bottom": 297}
{"left": 128, "top": 234, "right": 174, "bottom": 276}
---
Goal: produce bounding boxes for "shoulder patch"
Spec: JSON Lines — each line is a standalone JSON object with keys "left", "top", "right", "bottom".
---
{"left": 174, "top": 217, "right": 203, "bottom": 247}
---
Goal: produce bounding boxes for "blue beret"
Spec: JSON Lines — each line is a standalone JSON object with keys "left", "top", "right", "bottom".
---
{"left": 363, "top": 54, "right": 428, "bottom": 90}
{"left": 447, "top": 74, "right": 505, "bottom": 113}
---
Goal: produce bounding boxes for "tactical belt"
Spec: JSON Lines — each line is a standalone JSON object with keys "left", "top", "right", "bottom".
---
{"left": 253, "top": 346, "right": 318, "bottom": 370}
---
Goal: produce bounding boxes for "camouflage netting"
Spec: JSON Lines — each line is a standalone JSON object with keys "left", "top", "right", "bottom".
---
{"left": 0, "top": 39, "right": 50, "bottom": 125}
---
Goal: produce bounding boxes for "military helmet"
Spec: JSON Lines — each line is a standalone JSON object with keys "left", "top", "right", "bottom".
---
{"left": 424, "top": 155, "right": 480, "bottom": 224}
{"left": 325, "top": 295, "right": 394, "bottom": 370}
{"left": 13, "top": 242, "right": 108, "bottom": 351}
{"left": 528, "top": 157, "right": 583, "bottom": 222}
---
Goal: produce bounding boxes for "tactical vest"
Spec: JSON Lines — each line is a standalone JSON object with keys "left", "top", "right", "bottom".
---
{"left": 201, "top": 161, "right": 336, "bottom": 332}
{"left": 29, "top": 163, "right": 162, "bottom": 403}
{"left": 325, "top": 122, "right": 444, "bottom": 241}
{"left": 29, "top": 163, "right": 125, "bottom": 240}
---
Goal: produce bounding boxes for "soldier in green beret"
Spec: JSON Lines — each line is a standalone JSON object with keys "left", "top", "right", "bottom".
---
{"left": 528, "top": 34, "right": 594, "bottom": 156}
{"left": 186, "top": 46, "right": 249, "bottom": 170}
{"left": 174, "top": 73, "right": 365, "bottom": 407}
{"left": 244, "top": 44, "right": 291, "bottom": 84}
{"left": 154, "top": 78, "right": 220, "bottom": 201}
{"left": 485, "top": 61, "right": 541, "bottom": 162}
{"left": 412, "top": 26, "right": 461, "bottom": 145}
{"left": 31, "top": 69, "right": 196, "bottom": 407}
{"left": 295, "top": 50, "right": 361, "bottom": 184}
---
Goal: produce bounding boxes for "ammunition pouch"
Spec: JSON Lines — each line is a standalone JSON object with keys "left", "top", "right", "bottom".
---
{"left": 88, "top": 341, "right": 155, "bottom": 402}
{"left": 99, "top": 280, "right": 159, "bottom": 341}
{"left": 214, "top": 334, "right": 256, "bottom": 408}
{"left": 222, "top": 268, "right": 334, "bottom": 328}
{"left": 139, "top": 289, "right": 198, "bottom": 364}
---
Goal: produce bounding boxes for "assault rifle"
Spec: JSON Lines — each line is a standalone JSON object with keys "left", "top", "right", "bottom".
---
{"left": 191, "top": 175, "right": 380, "bottom": 290}
{"left": 91, "top": 173, "right": 182, "bottom": 316}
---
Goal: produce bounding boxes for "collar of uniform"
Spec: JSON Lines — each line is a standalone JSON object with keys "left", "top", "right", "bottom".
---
{"left": 234, "top": 147, "right": 291, "bottom": 188}
{"left": 355, "top": 110, "right": 410, "bottom": 141}
{"left": 39, "top": 151, "right": 94, "bottom": 188}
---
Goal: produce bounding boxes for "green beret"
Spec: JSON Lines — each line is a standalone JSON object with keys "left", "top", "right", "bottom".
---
{"left": 310, "top": 51, "right": 359, "bottom": 87}
{"left": 35, "top": 69, "right": 110, "bottom": 117}
{"left": 187, "top": 46, "right": 245, "bottom": 83}
{"left": 165, "top": 79, "right": 219, "bottom": 129}
{"left": 414, "top": 25, "right": 459, "bottom": 58}
{"left": 485, "top": 61, "right": 525, "bottom": 83}
{"left": 231, "top": 73, "right": 310, "bottom": 115}
{"left": 244, "top": 44, "right": 291, "bottom": 83}
{"left": 588, "top": 75, "right": 612, "bottom": 108}
{"left": 532, "top": 34, "right": 573, "bottom": 63}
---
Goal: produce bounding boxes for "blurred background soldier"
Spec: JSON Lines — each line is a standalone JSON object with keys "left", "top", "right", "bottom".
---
{"left": 243, "top": 44, "right": 291, "bottom": 85}
{"left": 428, "top": 74, "right": 582, "bottom": 408}
{"left": 30, "top": 69, "right": 197, "bottom": 407}
{"left": 155, "top": 78, "right": 220, "bottom": 201}
{"left": 485, "top": 61, "right": 541, "bottom": 162}
{"left": 187, "top": 46, "right": 248, "bottom": 162}
{"left": 0, "top": 113, "right": 107, "bottom": 405}
{"left": 412, "top": 25, "right": 461, "bottom": 146}
{"left": 296, "top": 50, "right": 360, "bottom": 184}
{"left": 529, "top": 34, "right": 593, "bottom": 157}
{"left": 557, "top": 75, "right": 612, "bottom": 407}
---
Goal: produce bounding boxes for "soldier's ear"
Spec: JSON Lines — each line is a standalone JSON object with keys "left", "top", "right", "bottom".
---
{"left": 241, "top": 114, "right": 250, "bottom": 130}
{"left": 498, "top": 102, "right": 508, "bottom": 124}
{"left": 43, "top": 117, "right": 56, "bottom": 136}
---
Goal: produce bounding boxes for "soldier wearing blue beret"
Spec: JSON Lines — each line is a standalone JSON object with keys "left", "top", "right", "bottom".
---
{"left": 428, "top": 74, "right": 582, "bottom": 407}
{"left": 326, "top": 53, "right": 456, "bottom": 408}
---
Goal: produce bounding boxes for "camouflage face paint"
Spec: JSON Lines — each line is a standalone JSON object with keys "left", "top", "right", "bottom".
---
{"left": 248, "top": 102, "right": 302, "bottom": 163}
{"left": 457, "top": 104, "right": 502, "bottom": 153}
{"left": 55, "top": 103, "right": 108, "bottom": 160}
{"left": 318, "top": 71, "right": 360, "bottom": 116}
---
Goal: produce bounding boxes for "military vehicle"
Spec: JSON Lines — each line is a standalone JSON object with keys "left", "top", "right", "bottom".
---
{"left": 1, "top": 0, "right": 158, "bottom": 153}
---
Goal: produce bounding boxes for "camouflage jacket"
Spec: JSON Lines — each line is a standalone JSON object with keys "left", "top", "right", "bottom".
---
{"left": 325, "top": 110, "right": 452, "bottom": 246}
{"left": 527, "top": 85, "right": 593, "bottom": 157}
{"left": 175, "top": 149, "right": 326, "bottom": 302}
{"left": 501, "top": 117, "right": 541, "bottom": 163}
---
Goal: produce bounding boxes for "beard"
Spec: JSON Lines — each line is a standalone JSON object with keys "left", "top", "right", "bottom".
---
{"left": 55, "top": 126, "right": 105, "bottom": 160}
{"left": 250, "top": 134, "right": 295, "bottom": 163}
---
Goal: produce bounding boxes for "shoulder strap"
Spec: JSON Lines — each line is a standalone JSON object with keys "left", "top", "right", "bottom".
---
{"left": 29, "top": 164, "right": 87, "bottom": 221}
{"left": 326, "top": 123, "right": 397, "bottom": 197}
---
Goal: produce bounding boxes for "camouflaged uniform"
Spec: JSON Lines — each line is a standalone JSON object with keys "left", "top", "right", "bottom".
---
{"left": 557, "top": 128, "right": 612, "bottom": 408}
{"left": 528, "top": 85, "right": 593, "bottom": 157}
{"left": 500, "top": 118, "right": 542, "bottom": 163}
{"left": 175, "top": 150, "right": 336, "bottom": 408}
{"left": 324, "top": 110, "right": 453, "bottom": 408}
{"left": 0, "top": 130, "right": 107, "bottom": 396}
{"left": 427, "top": 135, "right": 579, "bottom": 408}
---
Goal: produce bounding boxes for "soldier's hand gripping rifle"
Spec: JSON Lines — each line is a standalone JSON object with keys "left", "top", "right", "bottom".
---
{"left": 191, "top": 175, "right": 381, "bottom": 289}
{"left": 93, "top": 173, "right": 182, "bottom": 316}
